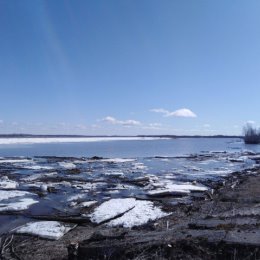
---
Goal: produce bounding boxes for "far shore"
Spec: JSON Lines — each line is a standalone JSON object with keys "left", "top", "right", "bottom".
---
{"left": 0, "top": 134, "right": 243, "bottom": 139}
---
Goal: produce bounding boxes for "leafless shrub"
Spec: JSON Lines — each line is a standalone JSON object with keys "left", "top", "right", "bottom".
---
{"left": 243, "top": 124, "right": 260, "bottom": 144}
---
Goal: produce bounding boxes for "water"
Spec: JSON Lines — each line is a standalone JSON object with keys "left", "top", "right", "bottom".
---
{"left": 0, "top": 137, "right": 260, "bottom": 234}
{"left": 0, "top": 137, "right": 257, "bottom": 158}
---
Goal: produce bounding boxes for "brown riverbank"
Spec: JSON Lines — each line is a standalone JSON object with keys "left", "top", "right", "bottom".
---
{"left": 1, "top": 167, "right": 259, "bottom": 260}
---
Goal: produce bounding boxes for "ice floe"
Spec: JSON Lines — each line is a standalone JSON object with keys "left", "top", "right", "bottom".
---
{"left": 77, "top": 201, "right": 97, "bottom": 208}
{"left": 0, "top": 176, "right": 18, "bottom": 189}
{"left": 0, "top": 159, "right": 32, "bottom": 164}
{"left": 132, "top": 163, "right": 148, "bottom": 170}
{"left": 101, "top": 158, "right": 136, "bottom": 163}
{"left": 0, "top": 198, "right": 38, "bottom": 212}
{"left": 108, "top": 200, "right": 169, "bottom": 228}
{"left": 104, "top": 171, "right": 124, "bottom": 177}
{"left": 14, "top": 221, "right": 76, "bottom": 240}
{"left": 89, "top": 198, "right": 169, "bottom": 228}
{"left": 147, "top": 182, "right": 208, "bottom": 197}
{"left": 0, "top": 190, "right": 38, "bottom": 212}
{"left": 0, "top": 190, "right": 34, "bottom": 201}
{"left": 67, "top": 193, "right": 87, "bottom": 202}
{"left": 89, "top": 198, "right": 137, "bottom": 224}
{"left": 58, "top": 162, "right": 77, "bottom": 169}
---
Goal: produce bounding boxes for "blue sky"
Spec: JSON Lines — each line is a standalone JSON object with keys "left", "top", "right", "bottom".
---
{"left": 0, "top": 0, "right": 260, "bottom": 135}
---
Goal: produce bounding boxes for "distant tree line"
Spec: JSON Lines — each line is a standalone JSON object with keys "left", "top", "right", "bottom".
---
{"left": 244, "top": 124, "right": 260, "bottom": 144}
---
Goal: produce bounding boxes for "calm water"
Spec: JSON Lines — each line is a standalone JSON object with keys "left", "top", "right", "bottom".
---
{"left": 0, "top": 137, "right": 257, "bottom": 158}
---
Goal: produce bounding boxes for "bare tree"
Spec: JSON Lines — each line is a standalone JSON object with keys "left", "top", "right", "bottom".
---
{"left": 243, "top": 123, "right": 260, "bottom": 144}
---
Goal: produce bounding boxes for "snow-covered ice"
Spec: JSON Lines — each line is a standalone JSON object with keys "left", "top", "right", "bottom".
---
{"left": 0, "top": 176, "right": 18, "bottom": 189}
{"left": 101, "top": 158, "right": 136, "bottom": 163}
{"left": 77, "top": 201, "right": 97, "bottom": 208}
{"left": 0, "top": 190, "right": 34, "bottom": 201}
{"left": 132, "top": 163, "right": 148, "bottom": 170}
{"left": 58, "top": 162, "right": 77, "bottom": 169}
{"left": 104, "top": 171, "right": 124, "bottom": 177}
{"left": 0, "top": 159, "right": 31, "bottom": 164}
{"left": 147, "top": 182, "right": 208, "bottom": 196}
{"left": 14, "top": 221, "right": 76, "bottom": 240}
{"left": 89, "top": 198, "right": 137, "bottom": 224}
{"left": 67, "top": 193, "right": 87, "bottom": 202}
{"left": 108, "top": 200, "right": 169, "bottom": 228}
{"left": 90, "top": 198, "right": 169, "bottom": 227}
{"left": 0, "top": 190, "right": 38, "bottom": 212}
{"left": 0, "top": 198, "right": 38, "bottom": 212}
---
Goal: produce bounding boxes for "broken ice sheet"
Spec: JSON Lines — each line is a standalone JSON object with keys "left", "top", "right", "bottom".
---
{"left": 0, "top": 176, "right": 18, "bottom": 189}
{"left": 14, "top": 221, "right": 76, "bottom": 240}
{"left": 58, "top": 162, "right": 77, "bottom": 169}
{"left": 108, "top": 200, "right": 170, "bottom": 228}
{"left": 89, "top": 198, "right": 169, "bottom": 228}
{"left": 0, "top": 190, "right": 38, "bottom": 212}
{"left": 89, "top": 198, "right": 137, "bottom": 224}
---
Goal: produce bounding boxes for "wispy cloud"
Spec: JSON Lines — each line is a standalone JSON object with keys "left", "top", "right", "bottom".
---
{"left": 102, "top": 116, "right": 141, "bottom": 126}
{"left": 150, "top": 108, "right": 197, "bottom": 118}
{"left": 0, "top": 120, "right": 3, "bottom": 124}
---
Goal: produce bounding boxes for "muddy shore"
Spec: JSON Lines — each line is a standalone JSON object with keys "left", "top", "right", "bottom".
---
{"left": 1, "top": 166, "right": 259, "bottom": 260}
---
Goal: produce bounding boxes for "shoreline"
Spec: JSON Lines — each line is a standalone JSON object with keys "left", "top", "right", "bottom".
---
{"left": 0, "top": 165, "right": 259, "bottom": 259}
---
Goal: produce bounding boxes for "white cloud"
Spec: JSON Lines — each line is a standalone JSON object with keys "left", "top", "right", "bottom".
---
{"left": 102, "top": 116, "right": 117, "bottom": 124}
{"left": 150, "top": 108, "right": 197, "bottom": 118}
{"left": 203, "top": 124, "right": 211, "bottom": 128}
{"left": 246, "top": 120, "right": 256, "bottom": 125}
{"left": 102, "top": 116, "right": 141, "bottom": 126}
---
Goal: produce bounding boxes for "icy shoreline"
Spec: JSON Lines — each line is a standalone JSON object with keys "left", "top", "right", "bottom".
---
{"left": 0, "top": 150, "right": 258, "bottom": 241}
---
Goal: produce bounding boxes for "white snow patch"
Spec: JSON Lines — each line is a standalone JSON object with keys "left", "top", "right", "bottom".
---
{"left": 0, "top": 190, "right": 38, "bottom": 212}
{"left": 78, "top": 201, "right": 97, "bottom": 208}
{"left": 67, "top": 194, "right": 86, "bottom": 202}
{"left": 101, "top": 158, "right": 136, "bottom": 163}
{"left": 104, "top": 171, "right": 124, "bottom": 177}
{"left": 165, "top": 183, "right": 208, "bottom": 192}
{"left": 0, "top": 198, "right": 38, "bottom": 212}
{"left": 15, "top": 221, "right": 76, "bottom": 240}
{"left": 108, "top": 200, "right": 169, "bottom": 228}
{"left": 0, "top": 190, "right": 34, "bottom": 201}
{"left": 147, "top": 182, "right": 208, "bottom": 196}
{"left": 132, "top": 163, "right": 148, "bottom": 170}
{"left": 0, "top": 159, "right": 31, "bottom": 164}
{"left": 0, "top": 176, "right": 18, "bottom": 189}
{"left": 58, "top": 162, "right": 77, "bottom": 169}
{"left": 89, "top": 198, "right": 137, "bottom": 224}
